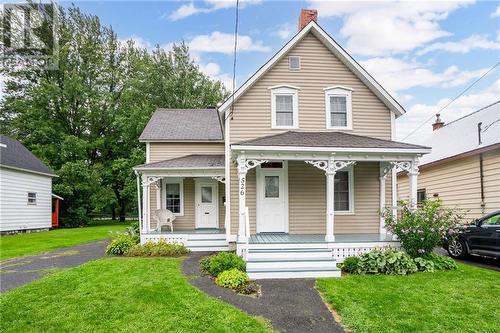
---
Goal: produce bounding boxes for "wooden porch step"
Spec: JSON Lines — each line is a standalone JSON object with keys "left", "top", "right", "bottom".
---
{"left": 247, "top": 266, "right": 341, "bottom": 279}
{"left": 247, "top": 248, "right": 333, "bottom": 260}
{"left": 247, "top": 257, "right": 337, "bottom": 270}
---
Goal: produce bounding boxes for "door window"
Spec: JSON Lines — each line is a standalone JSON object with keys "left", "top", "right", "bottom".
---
{"left": 201, "top": 186, "right": 213, "bottom": 203}
{"left": 265, "top": 176, "right": 280, "bottom": 198}
{"left": 483, "top": 214, "right": 500, "bottom": 226}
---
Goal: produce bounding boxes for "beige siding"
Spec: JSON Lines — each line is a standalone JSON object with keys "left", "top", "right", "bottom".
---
{"left": 229, "top": 33, "right": 392, "bottom": 144}
{"left": 150, "top": 178, "right": 225, "bottom": 231}
{"left": 149, "top": 142, "right": 224, "bottom": 163}
{"left": 397, "top": 149, "right": 500, "bottom": 219}
{"left": 229, "top": 161, "right": 386, "bottom": 235}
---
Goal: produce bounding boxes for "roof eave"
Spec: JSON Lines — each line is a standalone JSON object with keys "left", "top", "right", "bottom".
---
{"left": 231, "top": 144, "right": 431, "bottom": 155}
{"left": 0, "top": 164, "right": 57, "bottom": 177}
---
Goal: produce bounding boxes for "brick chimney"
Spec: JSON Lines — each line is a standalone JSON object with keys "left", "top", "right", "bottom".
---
{"left": 432, "top": 113, "right": 444, "bottom": 131}
{"left": 298, "top": 9, "right": 317, "bottom": 30}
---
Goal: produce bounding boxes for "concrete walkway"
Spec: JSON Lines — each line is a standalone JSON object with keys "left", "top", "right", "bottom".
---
{"left": 0, "top": 240, "right": 108, "bottom": 293}
{"left": 182, "top": 252, "right": 344, "bottom": 333}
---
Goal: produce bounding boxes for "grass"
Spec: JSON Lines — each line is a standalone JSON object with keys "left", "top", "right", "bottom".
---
{"left": 0, "top": 257, "right": 270, "bottom": 333}
{"left": 0, "top": 220, "right": 131, "bottom": 260}
{"left": 317, "top": 263, "right": 500, "bottom": 333}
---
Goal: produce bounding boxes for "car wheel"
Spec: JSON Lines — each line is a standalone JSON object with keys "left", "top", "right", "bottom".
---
{"left": 447, "top": 239, "right": 467, "bottom": 259}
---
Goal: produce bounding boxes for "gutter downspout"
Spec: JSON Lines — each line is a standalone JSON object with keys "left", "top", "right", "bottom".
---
{"left": 135, "top": 170, "right": 142, "bottom": 228}
{"left": 477, "top": 122, "right": 485, "bottom": 214}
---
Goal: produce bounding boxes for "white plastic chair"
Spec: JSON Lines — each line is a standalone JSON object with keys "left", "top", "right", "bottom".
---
{"left": 154, "top": 209, "right": 176, "bottom": 232}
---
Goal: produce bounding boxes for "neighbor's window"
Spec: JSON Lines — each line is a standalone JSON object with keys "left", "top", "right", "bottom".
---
{"left": 270, "top": 86, "right": 299, "bottom": 129}
{"left": 324, "top": 86, "right": 353, "bottom": 129}
{"left": 27, "top": 192, "right": 37, "bottom": 205}
{"left": 165, "top": 180, "right": 183, "bottom": 215}
{"left": 289, "top": 56, "right": 300, "bottom": 70}
{"left": 417, "top": 189, "right": 426, "bottom": 205}
{"left": 333, "top": 167, "right": 353, "bottom": 213}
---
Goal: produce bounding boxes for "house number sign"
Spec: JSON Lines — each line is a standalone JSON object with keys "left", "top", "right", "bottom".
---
{"left": 240, "top": 177, "right": 246, "bottom": 195}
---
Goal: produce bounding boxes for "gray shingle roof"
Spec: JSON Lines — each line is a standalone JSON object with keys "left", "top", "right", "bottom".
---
{"left": 234, "top": 131, "right": 429, "bottom": 150}
{"left": 139, "top": 108, "right": 224, "bottom": 141}
{"left": 0, "top": 135, "right": 56, "bottom": 176}
{"left": 135, "top": 154, "right": 224, "bottom": 170}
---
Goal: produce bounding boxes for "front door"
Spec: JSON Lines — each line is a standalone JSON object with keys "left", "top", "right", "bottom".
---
{"left": 195, "top": 180, "right": 218, "bottom": 229}
{"left": 257, "top": 162, "right": 288, "bottom": 233}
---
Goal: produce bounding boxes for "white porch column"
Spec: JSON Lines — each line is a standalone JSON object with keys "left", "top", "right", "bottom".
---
{"left": 141, "top": 176, "right": 149, "bottom": 233}
{"left": 325, "top": 155, "right": 336, "bottom": 242}
{"left": 379, "top": 162, "right": 393, "bottom": 234}
{"left": 408, "top": 159, "right": 419, "bottom": 210}
{"left": 236, "top": 154, "right": 248, "bottom": 243}
{"left": 156, "top": 180, "right": 161, "bottom": 210}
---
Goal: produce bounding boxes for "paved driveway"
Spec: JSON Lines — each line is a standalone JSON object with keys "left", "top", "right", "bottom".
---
{"left": 0, "top": 240, "right": 108, "bottom": 293}
{"left": 437, "top": 248, "right": 500, "bottom": 271}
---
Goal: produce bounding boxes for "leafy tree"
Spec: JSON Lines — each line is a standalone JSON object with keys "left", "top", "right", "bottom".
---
{"left": 1, "top": 4, "right": 228, "bottom": 225}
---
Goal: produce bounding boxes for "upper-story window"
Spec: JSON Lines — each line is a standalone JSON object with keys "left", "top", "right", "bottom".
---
{"left": 324, "top": 86, "right": 353, "bottom": 130}
{"left": 288, "top": 56, "right": 300, "bottom": 70}
{"left": 270, "top": 85, "right": 300, "bottom": 129}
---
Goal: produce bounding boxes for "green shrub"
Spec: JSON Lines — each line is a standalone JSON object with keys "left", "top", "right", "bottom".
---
{"left": 381, "top": 199, "right": 465, "bottom": 257}
{"left": 200, "top": 252, "right": 246, "bottom": 277}
{"left": 124, "top": 240, "right": 189, "bottom": 257}
{"left": 215, "top": 269, "right": 249, "bottom": 289}
{"left": 424, "top": 253, "right": 458, "bottom": 270}
{"left": 236, "top": 281, "right": 261, "bottom": 295}
{"left": 414, "top": 257, "right": 435, "bottom": 272}
{"left": 340, "top": 256, "right": 359, "bottom": 273}
{"left": 357, "top": 249, "right": 417, "bottom": 275}
{"left": 105, "top": 235, "right": 137, "bottom": 255}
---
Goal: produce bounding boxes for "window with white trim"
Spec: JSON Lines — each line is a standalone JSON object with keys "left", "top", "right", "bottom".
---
{"left": 164, "top": 179, "right": 184, "bottom": 215}
{"left": 27, "top": 192, "right": 37, "bottom": 205}
{"left": 270, "top": 86, "right": 299, "bottom": 129}
{"left": 289, "top": 56, "right": 300, "bottom": 70}
{"left": 334, "top": 166, "right": 354, "bottom": 213}
{"left": 324, "top": 86, "right": 353, "bottom": 130}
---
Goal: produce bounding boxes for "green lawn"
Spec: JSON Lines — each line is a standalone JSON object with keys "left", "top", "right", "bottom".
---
{"left": 317, "top": 263, "right": 500, "bottom": 333}
{"left": 0, "top": 257, "right": 270, "bottom": 332}
{"left": 0, "top": 220, "right": 131, "bottom": 260}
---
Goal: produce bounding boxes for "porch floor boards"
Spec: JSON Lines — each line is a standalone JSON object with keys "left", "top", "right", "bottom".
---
{"left": 147, "top": 228, "right": 225, "bottom": 235}
{"left": 249, "top": 233, "right": 396, "bottom": 244}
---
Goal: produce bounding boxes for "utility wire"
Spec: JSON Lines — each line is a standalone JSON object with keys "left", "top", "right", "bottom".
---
{"left": 403, "top": 61, "right": 500, "bottom": 140}
{"left": 226, "top": 0, "right": 240, "bottom": 121}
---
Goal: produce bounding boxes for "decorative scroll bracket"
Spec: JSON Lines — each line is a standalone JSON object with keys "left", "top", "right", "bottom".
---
{"left": 305, "top": 160, "right": 356, "bottom": 175}
{"left": 380, "top": 162, "right": 394, "bottom": 179}
{"left": 236, "top": 155, "right": 269, "bottom": 174}
{"left": 141, "top": 176, "right": 161, "bottom": 187}
{"left": 390, "top": 161, "right": 413, "bottom": 174}
{"left": 211, "top": 176, "right": 226, "bottom": 184}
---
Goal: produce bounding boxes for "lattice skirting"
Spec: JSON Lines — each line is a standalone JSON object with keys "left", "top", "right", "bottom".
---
{"left": 332, "top": 243, "right": 401, "bottom": 262}
{"left": 140, "top": 234, "right": 188, "bottom": 246}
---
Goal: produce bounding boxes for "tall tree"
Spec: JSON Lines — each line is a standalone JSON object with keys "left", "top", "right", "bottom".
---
{"left": 1, "top": 4, "right": 228, "bottom": 225}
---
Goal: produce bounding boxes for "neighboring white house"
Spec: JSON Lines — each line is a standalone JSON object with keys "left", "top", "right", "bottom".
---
{"left": 0, "top": 135, "right": 57, "bottom": 233}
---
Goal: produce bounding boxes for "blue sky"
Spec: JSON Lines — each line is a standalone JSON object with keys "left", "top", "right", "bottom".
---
{"left": 16, "top": 1, "right": 500, "bottom": 141}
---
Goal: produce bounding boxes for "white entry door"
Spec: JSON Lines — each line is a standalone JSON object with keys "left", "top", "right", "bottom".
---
{"left": 257, "top": 162, "right": 288, "bottom": 233}
{"left": 195, "top": 180, "right": 218, "bottom": 228}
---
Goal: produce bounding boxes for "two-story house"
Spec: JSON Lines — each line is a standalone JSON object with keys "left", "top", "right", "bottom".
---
{"left": 134, "top": 10, "right": 430, "bottom": 278}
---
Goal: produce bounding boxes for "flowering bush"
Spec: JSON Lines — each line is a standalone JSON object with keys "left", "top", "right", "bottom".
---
{"left": 381, "top": 199, "right": 465, "bottom": 257}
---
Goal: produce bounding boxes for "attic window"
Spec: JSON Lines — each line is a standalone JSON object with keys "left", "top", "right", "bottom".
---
{"left": 27, "top": 192, "right": 37, "bottom": 205}
{"left": 289, "top": 56, "right": 300, "bottom": 70}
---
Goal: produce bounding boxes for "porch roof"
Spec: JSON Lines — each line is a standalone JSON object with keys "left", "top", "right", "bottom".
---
{"left": 234, "top": 131, "right": 429, "bottom": 151}
{"left": 134, "top": 154, "right": 224, "bottom": 171}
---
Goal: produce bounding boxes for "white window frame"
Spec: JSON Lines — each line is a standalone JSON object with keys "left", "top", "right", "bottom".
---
{"left": 288, "top": 56, "right": 301, "bottom": 70}
{"left": 334, "top": 165, "right": 354, "bottom": 215}
{"left": 324, "top": 86, "right": 353, "bottom": 130}
{"left": 162, "top": 178, "right": 184, "bottom": 216}
{"left": 270, "top": 85, "right": 300, "bottom": 129}
{"left": 27, "top": 192, "right": 37, "bottom": 205}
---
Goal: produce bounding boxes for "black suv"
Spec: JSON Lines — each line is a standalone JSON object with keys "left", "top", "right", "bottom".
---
{"left": 444, "top": 210, "right": 500, "bottom": 259}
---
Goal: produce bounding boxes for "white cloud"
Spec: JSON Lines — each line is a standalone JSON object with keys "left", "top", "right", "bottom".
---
{"left": 168, "top": 0, "right": 261, "bottom": 21}
{"left": 396, "top": 79, "right": 500, "bottom": 142}
{"left": 417, "top": 35, "right": 500, "bottom": 55}
{"left": 491, "top": 6, "right": 500, "bottom": 18}
{"left": 188, "top": 31, "right": 270, "bottom": 54}
{"left": 308, "top": 0, "right": 473, "bottom": 56}
{"left": 361, "top": 57, "right": 489, "bottom": 93}
{"left": 196, "top": 61, "right": 232, "bottom": 88}
{"left": 273, "top": 23, "right": 295, "bottom": 40}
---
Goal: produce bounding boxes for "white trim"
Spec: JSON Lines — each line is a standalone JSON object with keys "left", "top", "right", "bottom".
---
{"left": 390, "top": 112, "right": 396, "bottom": 141}
{"left": 231, "top": 145, "right": 431, "bottom": 154}
{"left": 0, "top": 165, "right": 56, "bottom": 177}
{"left": 324, "top": 87, "right": 353, "bottom": 130}
{"left": 219, "top": 21, "right": 405, "bottom": 117}
{"left": 139, "top": 140, "right": 225, "bottom": 143}
{"left": 162, "top": 178, "right": 184, "bottom": 216}
{"left": 270, "top": 86, "right": 299, "bottom": 129}
{"left": 256, "top": 161, "right": 289, "bottom": 233}
{"left": 288, "top": 56, "right": 301, "bottom": 70}
{"left": 194, "top": 178, "right": 219, "bottom": 229}
{"left": 146, "top": 142, "right": 150, "bottom": 164}
{"left": 333, "top": 165, "right": 354, "bottom": 214}
{"left": 224, "top": 109, "right": 231, "bottom": 243}
{"left": 268, "top": 84, "right": 301, "bottom": 91}
{"left": 134, "top": 166, "right": 224, "bottom": 171}
{"left": 323, "top": 85, "right": 354, "bottom": 92}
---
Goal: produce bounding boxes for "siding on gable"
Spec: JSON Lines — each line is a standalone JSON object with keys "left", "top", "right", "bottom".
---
{"left": 149, "top": 142, "right": 224, "bottom": 163}
{"left": 229, "top": 33, "right": 392, "bottom": 144}
{"left": 397, "top": 149, "right": 500, "bottom": 219}
{"left": 229, "top": 161, "right": 389, "bottom": 235}
{"left": 0, "top": 167, "right": 52, "bottom": 231}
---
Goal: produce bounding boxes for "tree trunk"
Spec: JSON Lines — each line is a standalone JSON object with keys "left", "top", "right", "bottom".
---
{"left": 119, "top": 199, "right": 126, "bottom": 222}
{"left": 111, "top": 207, "right": 116, "bottom": 220}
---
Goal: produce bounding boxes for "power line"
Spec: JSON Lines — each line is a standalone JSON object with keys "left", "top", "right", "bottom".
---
{"left": 403, "top": 61, "right": 500, "bottom": 140}
{"left": 226, "top": 0, "right": 240, "bottom": 121}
